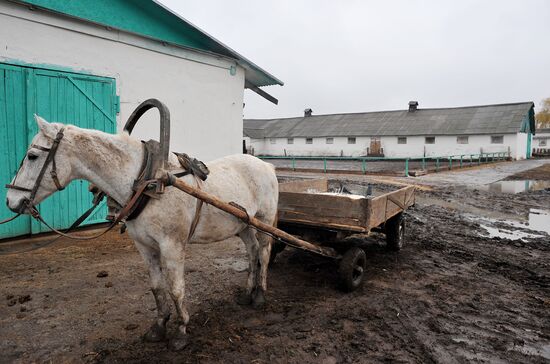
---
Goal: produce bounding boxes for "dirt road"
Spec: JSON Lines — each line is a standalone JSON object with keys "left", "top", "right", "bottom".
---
{"left": 1, "top": 161, "right": 549, "bottom": 363}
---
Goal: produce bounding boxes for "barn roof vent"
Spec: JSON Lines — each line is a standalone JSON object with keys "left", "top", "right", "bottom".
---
{"left": 304, "top": 108, "right": 313, "bottom": 117}
{"left": 408, "top": 101, "right": 419, "bottom": 112}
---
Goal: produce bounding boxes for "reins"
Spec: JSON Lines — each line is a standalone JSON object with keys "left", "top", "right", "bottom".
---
{"left": 0, "top": 126, "right": 122, "bottom": 254}
{"left": 0, "top": 99, "right": 202, "bottom": 255}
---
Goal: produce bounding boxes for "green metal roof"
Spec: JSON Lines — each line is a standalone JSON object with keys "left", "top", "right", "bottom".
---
{"left": 19, "top": 0, "right": 283, "bottom": 89}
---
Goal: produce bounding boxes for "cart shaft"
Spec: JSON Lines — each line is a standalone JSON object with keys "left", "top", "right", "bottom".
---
{"left": 166, "top": 174, "right": 340, "bottom": 259}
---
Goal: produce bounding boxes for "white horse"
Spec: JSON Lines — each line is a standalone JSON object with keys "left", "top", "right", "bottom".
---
{"left": 6, "top": 116, "right": 278, "bottom": 350}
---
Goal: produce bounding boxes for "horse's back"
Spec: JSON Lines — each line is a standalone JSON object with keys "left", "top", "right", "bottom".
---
{"left": 204, "top": 154, "right": 278, "bottom": 218}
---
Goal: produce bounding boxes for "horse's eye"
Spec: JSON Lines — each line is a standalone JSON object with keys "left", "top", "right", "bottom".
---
{"left": 27, "top": 153, "right": 38, "bottom": 161}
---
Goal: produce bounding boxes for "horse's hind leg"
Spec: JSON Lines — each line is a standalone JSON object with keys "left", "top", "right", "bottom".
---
{"left": 254, "top": 228, "right": 274, "bottom": 308}
{"left": 158, "top": 238, "right": 190, "bottom": 351}
{"left": 237, "top": 227, "right": 259, "bottom": 305}
{"left": 134, "top": 241, "right": 171, "bottom": 342}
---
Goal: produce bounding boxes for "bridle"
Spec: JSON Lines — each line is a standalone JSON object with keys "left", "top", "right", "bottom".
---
{"left": 5, "top": 127, "right": 66, "bottom": 212}
{"left": 0, "top": 126, "right": 120, "bottom": 254}
{"left": 0, "top": 99, "right": 187, "bottom": 255}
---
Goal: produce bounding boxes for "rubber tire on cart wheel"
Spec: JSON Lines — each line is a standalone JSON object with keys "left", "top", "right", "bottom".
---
{"left": 269, "top": 241, "right": 286, "bottom": 265}
{"left": 385, "top": 213, "right": 405, "bottom": 251}
{"left": 338, "top": 247, "right": 367, "bottom": 292}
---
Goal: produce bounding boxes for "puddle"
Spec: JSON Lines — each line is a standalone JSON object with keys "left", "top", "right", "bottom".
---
{"left": 479, "top": 224, "right": 544, "bottom": 241}
{"left": 467, "top": 209, "right": 550, "bottom": 241}
{"left": 509, "top": 343, "right": 550, "bottom": 360}
{"left": 476, "top": 180, "right": 550, "bottom": 194}
{"left": 529, "top": 209, "right": 550, "bottom": 235}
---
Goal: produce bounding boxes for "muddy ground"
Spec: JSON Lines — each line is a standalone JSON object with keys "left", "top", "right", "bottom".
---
{"left": 504, "top": 163, "right": 550, "bottom": 181}
{"left": 0, "top": 162, "right": 549, "bottom": 363}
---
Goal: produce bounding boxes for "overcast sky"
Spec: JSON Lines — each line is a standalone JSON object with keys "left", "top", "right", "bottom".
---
{"left": 160, "top": 0, "right": 550, "bottom": 119}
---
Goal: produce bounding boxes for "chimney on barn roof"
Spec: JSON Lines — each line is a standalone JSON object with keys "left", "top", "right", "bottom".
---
{"left": 408, "top": 101, "right": 419, "bottom": 112}
{"left": 304, "top": 108, "right": 313, "bottom": 117}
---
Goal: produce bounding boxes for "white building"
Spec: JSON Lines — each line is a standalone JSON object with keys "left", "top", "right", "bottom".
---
{"left": 244, "top": 102, "right": 536, "bottom": 160}
{"left": 532, "top": 128, "right": 550, "bottom": 156}
{"left": 0, "top": 0, "right": 282, "bottom": 239}
{"left": 0, "top": 0, "right": 282, "bottom": 161}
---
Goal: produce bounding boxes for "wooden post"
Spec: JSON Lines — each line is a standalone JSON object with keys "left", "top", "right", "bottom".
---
{"left": 165, "top": 174, "right": 340, "bottom": 259}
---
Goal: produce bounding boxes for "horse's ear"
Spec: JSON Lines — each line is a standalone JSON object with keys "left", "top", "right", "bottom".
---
{"left": 34, "top": 114, "right": 57, "bottom": 139}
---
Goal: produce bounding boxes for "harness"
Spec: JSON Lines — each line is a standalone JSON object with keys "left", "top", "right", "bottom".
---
{"left": 1, "top": 99, "right": 209, "bottom": 253}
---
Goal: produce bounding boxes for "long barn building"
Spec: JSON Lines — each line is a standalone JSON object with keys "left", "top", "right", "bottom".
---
{"left": 244, "top": 102, "right": 536, "bottom": 160}
{"left": 0, "top": 0, "right": 282, "bottom": 239}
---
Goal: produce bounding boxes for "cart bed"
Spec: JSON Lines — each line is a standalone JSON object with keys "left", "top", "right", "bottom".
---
{"left": 278, "top": 179, "right": 415, "bottom": 233}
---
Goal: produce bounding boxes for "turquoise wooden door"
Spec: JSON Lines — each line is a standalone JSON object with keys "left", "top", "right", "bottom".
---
{"left": 0, "top": 63, "right": 117, "bottom": 238}
{"left": 0, "top": 64, "right": 32, "bottom": 238}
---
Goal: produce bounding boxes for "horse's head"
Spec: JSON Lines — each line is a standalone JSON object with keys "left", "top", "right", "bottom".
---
{"left": 6, "top": 116, "right": 74, "bottom": 214}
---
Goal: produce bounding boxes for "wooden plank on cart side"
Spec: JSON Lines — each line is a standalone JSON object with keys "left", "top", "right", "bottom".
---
{"left": 278, "top": 210, "right": 365, "bottom": 230}
{"left": 279, "top": 192, "right": 369, "bottom": 229}
{"left": 367, "top": 186, "right": 415, "bottom": 229}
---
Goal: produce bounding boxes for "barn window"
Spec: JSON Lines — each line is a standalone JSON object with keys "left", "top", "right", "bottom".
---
{"left": 287, "top": 138, "right": 294, "bottom": 144}
{"left": 425, "top": 137, "right": 435, "bottom": 144}
{"left": 326, "top": 137, "right": 334, "bottom": 144}
{"left": 306, "top": 138, "right": 313, "bottom": 144}
{"left": 397, "top": 137, "right": 407, "bottom": 144}
{"left": 347, "top": 137, "right": 356, "bottom": 144}
{"left": 457, "top": 136, "right": 469, "bottom": 144}
{"left": 491, "top": 135, "right": 503, "bottom": 144}
{"left": 270, "top": 138, "right": 276, "bottom": 144}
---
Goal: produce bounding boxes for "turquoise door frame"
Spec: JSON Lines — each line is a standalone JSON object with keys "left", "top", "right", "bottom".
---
{"left": 0, "top": 62, "right": 117, "bottom": 239}
{"left": 526, "top": 132, "right": 532, "bottom": 159}
{"left": 0, "top": 64, "right": 32, "bottom": 238}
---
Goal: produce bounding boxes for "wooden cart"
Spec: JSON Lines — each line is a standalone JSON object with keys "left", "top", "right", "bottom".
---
{"left": 117, "top": 100, "right": 415, "bottom": 292}
{"left": 167, "top": 175, "right": 414, "bottom": 292}
{"left": 274, "top": 178, "right": 415, "bottom": 291}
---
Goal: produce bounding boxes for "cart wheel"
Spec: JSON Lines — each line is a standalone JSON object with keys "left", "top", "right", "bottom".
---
{"left": 385, "top": 213, "right": 405, "bottom": 251}
{"left": 269, "top": 241, "right": 286, "bottom": 265}
{"left": 338, "top": 247, "right": 367, "bottom": 292}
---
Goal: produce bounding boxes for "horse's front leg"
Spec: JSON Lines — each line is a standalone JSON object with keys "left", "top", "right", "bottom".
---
{"left": 159, "top": 238, "right": 190, "bottom": 351}
{"left": 134, "top": 241, "right": 171, "bottom": 342}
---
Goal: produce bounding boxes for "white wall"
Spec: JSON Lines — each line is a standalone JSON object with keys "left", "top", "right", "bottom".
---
{"left": 515, "top": 133, "right": 528, "bottom": 160}
{"left": 533, "top": 131, "right": 550, "bottom": 149}
{"left": 0, "top": 2, "right": 245, "bottom": 161}
{"left": 250, "top": 133, "right": 519, "bottom": 159}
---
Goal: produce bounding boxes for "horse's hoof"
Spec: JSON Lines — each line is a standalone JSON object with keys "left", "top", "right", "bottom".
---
{"left": 168, "top": 334, "right": 189, "bottom": 351}
{"left": 252, "top": 289, "right": 266, "bottom": 309}
{"left": 236, "top": 292, "right": 253, "bottom": 306}
{"left": 143, "top": 323, "right": 166, "bottom": 342}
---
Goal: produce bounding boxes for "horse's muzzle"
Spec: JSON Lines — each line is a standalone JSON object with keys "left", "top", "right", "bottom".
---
{"left": 6, "top": 198, "right": 31, "bottom": 215}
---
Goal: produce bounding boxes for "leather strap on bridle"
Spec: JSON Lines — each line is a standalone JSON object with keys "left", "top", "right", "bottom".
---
{"left": 5, "top": 127, "right": 66, "bottom": 203}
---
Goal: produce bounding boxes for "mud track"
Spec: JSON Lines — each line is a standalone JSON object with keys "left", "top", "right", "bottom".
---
{"left": 1, "top": 165, "right": 549, "bottom": 363}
